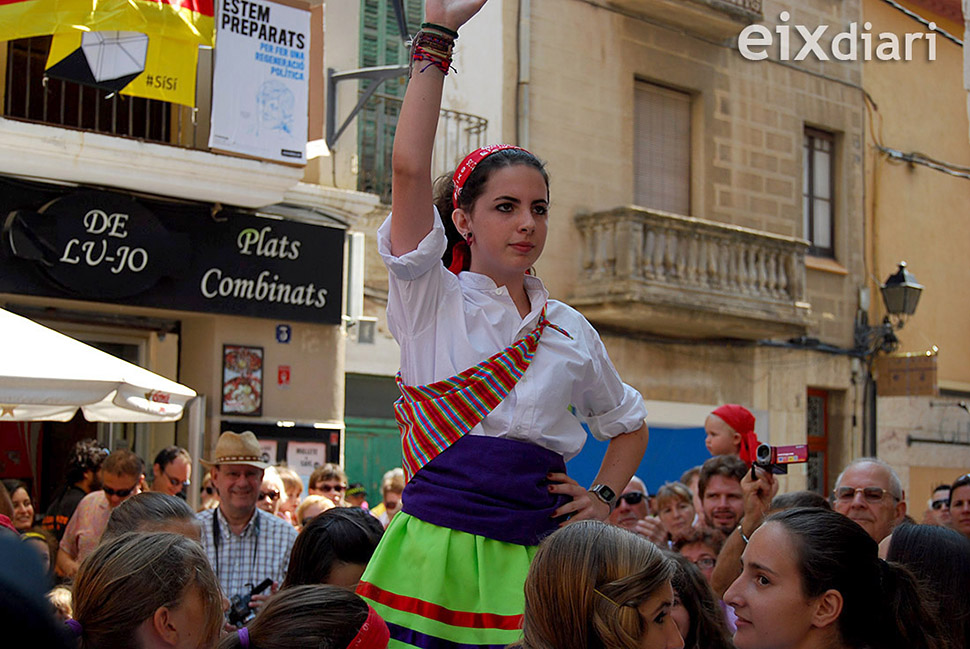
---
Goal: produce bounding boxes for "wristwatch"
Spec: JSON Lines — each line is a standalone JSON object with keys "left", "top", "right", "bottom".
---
{"left": 588, "top": 484, "right": 618, "bottom": 512}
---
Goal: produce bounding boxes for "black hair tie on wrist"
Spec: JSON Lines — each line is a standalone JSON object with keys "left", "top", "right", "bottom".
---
{"left": 421, "top": 22, "right": 459, "bottom": 39}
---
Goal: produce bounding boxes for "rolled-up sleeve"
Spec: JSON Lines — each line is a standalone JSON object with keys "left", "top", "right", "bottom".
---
{"left": 574, "top": 326, "right": 647, "bottom": 441}
{"left": 378, "top": 211, "right": 457, "bottom": 340}
{"left": 377, "top": 210, "right": 448, "bottom": 282}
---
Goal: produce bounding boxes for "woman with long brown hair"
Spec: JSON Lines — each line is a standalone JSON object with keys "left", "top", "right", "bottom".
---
{"left": 513, "top": 521, "right": 683, "bottom": 649}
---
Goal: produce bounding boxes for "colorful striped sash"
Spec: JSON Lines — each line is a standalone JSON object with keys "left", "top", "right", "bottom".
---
{"left": 395, "top": 306, "right": 570, "bottom": 480}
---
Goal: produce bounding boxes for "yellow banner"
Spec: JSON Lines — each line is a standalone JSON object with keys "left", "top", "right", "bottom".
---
{"left": 0, "top": 0, "right": 214, "bottom": 46}
{"left": 47, "top": 30, "right": 200, "bottom": 107}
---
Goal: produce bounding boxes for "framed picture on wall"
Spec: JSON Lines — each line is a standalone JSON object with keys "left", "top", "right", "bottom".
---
{"left": 221, "top": 344, "right": 263, "bottom": 416}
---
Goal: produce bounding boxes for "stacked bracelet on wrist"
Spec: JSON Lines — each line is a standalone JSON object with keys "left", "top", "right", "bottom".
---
{"left": 409, "top": 27, "right": 456, "bottom": 77}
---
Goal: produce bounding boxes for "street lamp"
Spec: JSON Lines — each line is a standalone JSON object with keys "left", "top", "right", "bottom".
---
{"left": 880, "top": 261, "right": 923, "bottom": 317}
{"left": 855, "top": 261, "right": 923, "bottom": 456}
{"left": 855, "top": 261, "right": 923, "bottom": 356}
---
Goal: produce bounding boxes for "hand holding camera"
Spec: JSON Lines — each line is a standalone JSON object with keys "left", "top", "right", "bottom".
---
{"left": 227, "top": 578, "right": 274, "bottom": 627}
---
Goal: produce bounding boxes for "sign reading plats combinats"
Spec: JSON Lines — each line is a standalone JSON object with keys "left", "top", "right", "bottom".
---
{"left": 0, "top": 186, "right": 345, "bottom": 325}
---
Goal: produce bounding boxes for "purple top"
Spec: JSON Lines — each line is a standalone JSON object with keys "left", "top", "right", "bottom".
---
{"left": 401, "top": 434, "right": 569, "bottom": 546}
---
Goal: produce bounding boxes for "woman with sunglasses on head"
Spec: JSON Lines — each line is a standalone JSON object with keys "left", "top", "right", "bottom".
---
{"left": 356, "top": 2, "right": 650, "bottom": 646}
{"left": 949, "top": 473, "right": 970, "bottom": 541}
{"left": 510, "top": 521, "right": 682, "bottom": 649}
{"left": 724, "top": 507, "right": 946, "bottom": 649}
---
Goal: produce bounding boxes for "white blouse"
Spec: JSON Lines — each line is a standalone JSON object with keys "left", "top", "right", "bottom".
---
{"left": 378, "top": 212, "right": 647, "bottom": 461}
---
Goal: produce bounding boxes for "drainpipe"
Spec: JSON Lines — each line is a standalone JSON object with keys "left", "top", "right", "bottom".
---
{"left": 516, "top": 0, "right": 531, "bottom": 148}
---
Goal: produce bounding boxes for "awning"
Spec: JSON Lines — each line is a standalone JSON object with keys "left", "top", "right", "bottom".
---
{"left": 0, "top": 308, "right": 196, "bottom": 422}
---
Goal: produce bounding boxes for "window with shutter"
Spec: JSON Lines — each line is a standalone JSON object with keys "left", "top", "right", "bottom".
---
{"left": 803, "top": 128, "right": 835, "bottom": 258}
{"left": 634, "top": 82, "right": 691, "bottom": 215}
{"left": 358, "top": 0, "right": 424, "bottom": 200}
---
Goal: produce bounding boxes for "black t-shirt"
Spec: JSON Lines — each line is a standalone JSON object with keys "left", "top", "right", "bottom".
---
{"left": 41, "top": 485, "right": 87, "bottom": 541}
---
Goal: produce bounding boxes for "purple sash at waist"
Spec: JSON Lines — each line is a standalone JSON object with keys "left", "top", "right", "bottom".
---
{"left": 401, "top": 434, "right": 569, "bottom": 546}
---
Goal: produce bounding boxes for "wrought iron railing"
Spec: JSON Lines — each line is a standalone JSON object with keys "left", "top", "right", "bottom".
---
{"left": 357, "top": 92, "right": 488, "bottom": 203}
{"left": 4, "top": 36, "right": 205, "bottom": 148}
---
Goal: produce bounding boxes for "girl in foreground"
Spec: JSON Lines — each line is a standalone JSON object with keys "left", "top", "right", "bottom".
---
{"left": 512, "top": 521, "right": 683, "bottom": 649}
{"left": 357, "top": 0, "right": 649, "bottom": 647}
{"left": 69, "top": 532, "right": 223, "bottom": 649}
{"left": 725, "top": 507, "right": 944, "bottom": 649}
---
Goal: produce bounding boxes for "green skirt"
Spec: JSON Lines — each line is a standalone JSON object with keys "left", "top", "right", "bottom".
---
{"left": 357, "top": 512, "right": 538, "bottom": 649}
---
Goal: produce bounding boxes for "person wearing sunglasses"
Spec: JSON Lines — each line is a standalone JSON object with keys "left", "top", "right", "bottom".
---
{"left": 922, "top": 483, "right": 952, "bottom": 527}
{"left": 56, "top": 448, "right": 144, "bottom": 578}
{"left": 831, "top": 457, "right": 906, "bottom": 542}
{"left": 257, "top": 466, "right": 289, "bottom": 519}
{"left": 608, "top": 476, "right": 668, "bottom": 546}
{"left": 308, "top": 464, "right": 349, "bottom": 507}
{"left": 150, "top": 446, "right": 192, "bottom": 498}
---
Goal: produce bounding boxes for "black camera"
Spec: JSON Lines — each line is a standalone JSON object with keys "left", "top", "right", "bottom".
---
{"left": 754, "top": 442, "right": 808, "bottom": 475}
{"left": 227, "top": 578, "right": 273, "bottom": 627}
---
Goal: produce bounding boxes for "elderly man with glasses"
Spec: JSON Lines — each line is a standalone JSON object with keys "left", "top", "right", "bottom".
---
{"left": 607, "top": 476, "right": 667, "bottom": 545}
{"left": 56, "top": 448, "right": 144, "bottom": 578}
{"left": 832, "top": 457, "right": 906, "bottom": 542}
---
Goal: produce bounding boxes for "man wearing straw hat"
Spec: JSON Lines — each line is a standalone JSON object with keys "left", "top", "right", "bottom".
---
{"left": 197, "top": 431, "right": 297, "bottom": 612}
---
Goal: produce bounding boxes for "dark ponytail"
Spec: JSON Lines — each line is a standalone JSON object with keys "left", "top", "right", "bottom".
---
{"left": 432, "top": 148, "right": 549, "bottom": 271}
{"left": 769, "top": 508, "right": 946, "bottom": 649}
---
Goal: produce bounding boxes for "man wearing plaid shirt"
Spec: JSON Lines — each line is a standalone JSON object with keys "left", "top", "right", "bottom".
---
{"left": 197, "top": 430, "right": 298, "bottom": 616}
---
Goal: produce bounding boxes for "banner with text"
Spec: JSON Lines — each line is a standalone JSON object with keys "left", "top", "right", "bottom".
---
{"left": 209, "top": 0, "right": 309, "bottom": 164}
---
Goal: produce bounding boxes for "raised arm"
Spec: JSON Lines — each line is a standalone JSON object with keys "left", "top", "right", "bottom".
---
{"left": 389, "top": 0, "right": 488, "bottom": 256}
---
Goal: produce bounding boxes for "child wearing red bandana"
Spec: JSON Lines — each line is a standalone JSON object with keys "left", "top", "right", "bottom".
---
{"left": 355, "top": 2, "right": 651, "bottom": 648}
{"left": 704, "top": 404, "right": 760, "bottom": 466}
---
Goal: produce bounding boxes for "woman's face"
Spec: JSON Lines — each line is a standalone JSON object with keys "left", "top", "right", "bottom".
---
{"left": 950, "top": 484, "right": 970, "bottom": 538}
{"left": 669, "top": 588, "right": 691, "bottom": 646}
{"left": 164, "top": 583, "right": 222, "bottom": 649}
{"left": 724, "top": 522, "right": 819, "bottom": 649}
{"left": 636, "top": 580, "right": 685, "bottom": 649}
{"left": 461, "top": 165, "right": 549, "bottom": 283}
{"left": 658, "top": 498, "right": 695, "bottom": 539}
{"left": 11, "top": 487, "right": 34, "bottom": 531}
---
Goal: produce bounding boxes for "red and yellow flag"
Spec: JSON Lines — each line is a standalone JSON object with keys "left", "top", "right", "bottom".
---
{"left": 0, "top": 0, "right": 214, "bottom": 46}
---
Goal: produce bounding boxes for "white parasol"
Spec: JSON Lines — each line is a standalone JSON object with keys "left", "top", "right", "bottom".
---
{"left": 0, "top": 308, "right": 196, "bottom": 422}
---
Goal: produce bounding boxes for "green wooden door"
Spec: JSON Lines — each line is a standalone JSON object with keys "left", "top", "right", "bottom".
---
{"left": 344, "top": 416, "right": 402, "bottom": 505}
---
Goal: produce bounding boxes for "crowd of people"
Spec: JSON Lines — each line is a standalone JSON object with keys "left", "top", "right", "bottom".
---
{"left": 2, "top": 1, "right": 970, "bottom": 648}
{"left": 3, "top": 407, "right": 969, "bottom": 649}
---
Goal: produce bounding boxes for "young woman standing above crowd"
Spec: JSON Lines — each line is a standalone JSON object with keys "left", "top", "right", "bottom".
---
{"left": 357, "top": 0, "right": 650, "bottom": 646}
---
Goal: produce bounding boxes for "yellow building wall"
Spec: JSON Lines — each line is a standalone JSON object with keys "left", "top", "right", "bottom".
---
{"left": 863, "top": 0, "right": 970, "bottom": 386}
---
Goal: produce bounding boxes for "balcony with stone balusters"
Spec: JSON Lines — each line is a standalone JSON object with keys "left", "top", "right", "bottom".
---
{"left": 571, "top": 206, "right": 811, "bottom": 340}
{"left": 605, "top": 0, "right": 763, "bottom": 39}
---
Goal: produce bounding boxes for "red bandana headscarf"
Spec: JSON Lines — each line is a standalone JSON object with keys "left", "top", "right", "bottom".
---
{"left": 451, "top": 144, "right": 527, "bottom": 206}
{"left": 712, "top": 404, "right": 759, "bottom": 466}
{"left": 447, "top": 144, "right": 530, "bottom": 274}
